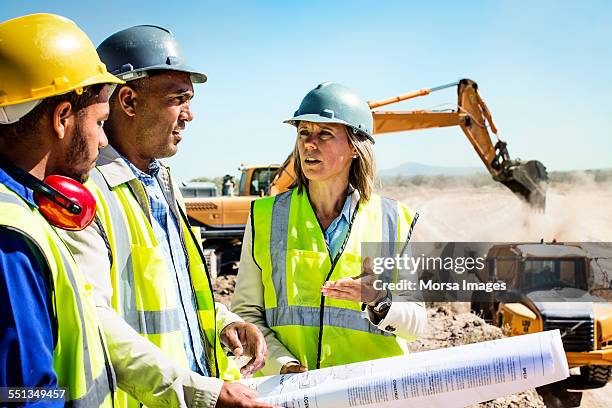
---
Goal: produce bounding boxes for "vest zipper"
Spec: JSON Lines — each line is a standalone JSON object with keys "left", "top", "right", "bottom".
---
{"left": 310, "top": 192, "right": 361, "bottom": 369}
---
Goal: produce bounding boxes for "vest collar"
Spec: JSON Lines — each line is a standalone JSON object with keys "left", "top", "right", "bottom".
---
{"left": 95, "top": 145, "right": 135, "bottom": 188}
{"left": 96, "top": 145, "right": 169, "bottom": 189}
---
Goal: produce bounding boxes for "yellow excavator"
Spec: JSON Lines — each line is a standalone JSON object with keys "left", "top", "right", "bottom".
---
{"left": 185, "top": 79, "right": 548, "bottom": 275}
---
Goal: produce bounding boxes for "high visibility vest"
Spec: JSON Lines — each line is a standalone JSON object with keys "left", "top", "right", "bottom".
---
{"left": 85, "top": 168, "right": 240, "bottom": 407}
{"left": 252, "top": 188, "right": 418, "bottom": 369}
{"left": 0, "top": 183, "right": 116, "bottom": 407}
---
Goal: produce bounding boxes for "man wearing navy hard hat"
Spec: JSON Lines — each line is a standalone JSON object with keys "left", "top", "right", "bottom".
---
{"left": 64, "top": 25, "right": 270, "bottom": 408}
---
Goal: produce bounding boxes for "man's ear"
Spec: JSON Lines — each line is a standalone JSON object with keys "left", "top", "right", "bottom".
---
{"left": 117, "top": 86, "right": 138, "bottom": 117}
{"left": 52, "top": 101, "right": 73, "bottom": 140}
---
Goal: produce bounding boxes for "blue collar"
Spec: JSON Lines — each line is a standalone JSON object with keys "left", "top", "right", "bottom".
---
{"left": 118, "top": 153, "right": 161, "bottom": 185}
{"left": 0, "top": 167, "right": 37, "bottom": 207}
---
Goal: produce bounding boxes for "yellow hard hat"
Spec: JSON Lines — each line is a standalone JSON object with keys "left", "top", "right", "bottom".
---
{"left": 0, "top": 13, "right": 123, "bottom": 123}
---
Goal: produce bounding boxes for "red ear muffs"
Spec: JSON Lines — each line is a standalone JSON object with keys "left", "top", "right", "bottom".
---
{"left": 34, "top": 175, "right": 96, "bottom": 231}
{"left": 0, "top": 158, "right": 96, "bottom": 231}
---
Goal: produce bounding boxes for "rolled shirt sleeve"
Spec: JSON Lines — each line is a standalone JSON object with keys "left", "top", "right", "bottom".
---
{"left": 366, "top": 300, "right": 428, "bottom": 339}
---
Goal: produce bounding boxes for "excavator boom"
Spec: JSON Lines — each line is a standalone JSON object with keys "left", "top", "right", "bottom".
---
{"left": 368, "top": 79, "right": 548, "bottom": 209}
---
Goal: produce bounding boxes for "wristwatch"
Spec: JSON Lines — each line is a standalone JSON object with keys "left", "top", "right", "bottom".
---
{"left": 372, "top": 289, "right": 392, "bottom": 315}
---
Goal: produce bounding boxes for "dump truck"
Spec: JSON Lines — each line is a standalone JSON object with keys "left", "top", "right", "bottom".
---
{"left": 471, "top": 242, "right": 612, "bottom": 385}
{"left": 185, "top": 79, "right": 549, "bottom": 275}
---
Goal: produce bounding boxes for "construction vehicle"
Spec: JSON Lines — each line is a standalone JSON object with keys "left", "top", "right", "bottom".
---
{"left": 180, "top": 181, "right": 217, "bottom": 198}
{"left": 185, "top": 79, "right": 549, "bottom": 275}
{"left": 471, "top": 242, "right": 612, "bottom": 385}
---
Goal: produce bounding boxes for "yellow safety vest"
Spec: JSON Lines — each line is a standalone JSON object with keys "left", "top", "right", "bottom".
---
{"left": 85, "top": 167, "right": 240, "bottom": 407}
{"left": 252, "top": 188, "right": 418, "bottom": 369}
{"left": 0, "top": 183, "right": 116, "bottom": 407}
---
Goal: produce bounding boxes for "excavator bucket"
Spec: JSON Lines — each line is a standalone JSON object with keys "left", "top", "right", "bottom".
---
{"left": 495, "top": 159, "right": 548, "bottom": 210}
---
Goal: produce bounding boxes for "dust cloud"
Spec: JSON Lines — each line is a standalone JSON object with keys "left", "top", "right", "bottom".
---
{"left": 380, "top": 181, "right": 612, "bottom": 242}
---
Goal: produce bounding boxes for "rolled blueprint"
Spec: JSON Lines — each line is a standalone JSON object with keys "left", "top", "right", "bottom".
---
{"left": 241, "top": 330, "right": 569, "bottom": 408}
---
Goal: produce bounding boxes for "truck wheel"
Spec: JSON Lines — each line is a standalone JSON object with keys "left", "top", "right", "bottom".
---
{"left": 580, "top": 365, "right": 611, "bottom": 385}
{"left": 470, "top": 291, "right": 495, "bottom": 323}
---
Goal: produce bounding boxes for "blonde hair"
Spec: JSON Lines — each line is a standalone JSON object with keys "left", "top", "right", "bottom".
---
{"left": 292, "top": 126, "right": 376, "bottom": 201}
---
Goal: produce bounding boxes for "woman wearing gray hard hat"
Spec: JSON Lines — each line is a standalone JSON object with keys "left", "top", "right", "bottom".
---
{"left": 233, "top": 83, "right": 427, "bottom": 374}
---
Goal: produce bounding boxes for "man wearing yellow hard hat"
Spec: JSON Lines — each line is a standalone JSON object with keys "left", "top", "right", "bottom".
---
{"left": 0, "top": 13, "right": 123, "bottom": 406}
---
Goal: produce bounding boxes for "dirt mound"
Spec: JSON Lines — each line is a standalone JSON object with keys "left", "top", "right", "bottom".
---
{"left": 408, "top": 303, "right": 503, "bottom": 352}
{"left": 213, "top": 274, "right": 235, "bottom": 308}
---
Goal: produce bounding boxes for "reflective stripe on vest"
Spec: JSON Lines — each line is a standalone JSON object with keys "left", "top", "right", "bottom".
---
{"left": 265, "top": 305, "right": 391, "bottom": 335}
{"left": 253, "top": 188, "right": 417, "bottom": 369}
{"left": 0, "top": 189, "right": 114, "bottom": 407}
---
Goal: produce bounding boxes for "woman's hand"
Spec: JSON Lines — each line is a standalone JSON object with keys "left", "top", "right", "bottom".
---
{"left": 320, "top": 257, "right": 386, "bottom": 305}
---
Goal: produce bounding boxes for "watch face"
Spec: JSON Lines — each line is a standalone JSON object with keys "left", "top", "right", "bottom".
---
{"left": 374, "top": 299, "right": 392, "bottom": 313}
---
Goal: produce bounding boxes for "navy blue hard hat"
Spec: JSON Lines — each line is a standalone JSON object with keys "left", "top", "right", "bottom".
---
{"left": 97, "top": 25, "right": 206, "bottom": 83}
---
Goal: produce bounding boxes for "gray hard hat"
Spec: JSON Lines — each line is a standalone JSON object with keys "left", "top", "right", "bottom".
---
{"left": 284, "top": 82, "right": 374, "bottom": 143}
{"left": 97, "top": 25, "right": 206, "bottom": 83}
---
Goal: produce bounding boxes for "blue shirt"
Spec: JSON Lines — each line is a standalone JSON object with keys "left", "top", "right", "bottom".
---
{"left": 0, "top": 168, "right": 63, "bottom": 407}
{"left": 121, "top": 158, "right": 209, "bottom": 376}
{"left": 324, "top": 193, "right": 353, "bottom": 260}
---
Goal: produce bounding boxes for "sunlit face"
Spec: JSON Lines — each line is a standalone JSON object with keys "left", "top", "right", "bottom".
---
{"left": 297, "top": 121, "right": 355, "bottom": 184}
{"left": 133, "top": 71, "right": 194, "bottom": 159}
{"left": 60, "top": 85, "right": 112, "bottom": 183}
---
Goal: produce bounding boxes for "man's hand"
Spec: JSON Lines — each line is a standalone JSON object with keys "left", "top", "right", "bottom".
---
{"left": 220, "top": 322, "right": 267, "bottom": 376}
{"left": 280, "top": 361, "right": 308, "bottom": 374}
{"left": 216, "top": 382, "right": 274, "bottom": 408}
{"left": 320, "top": 257, "right": 385, "bottom": 305}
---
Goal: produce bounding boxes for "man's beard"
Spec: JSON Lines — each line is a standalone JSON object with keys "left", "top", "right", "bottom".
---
{"left": 64, "top": 120, "right": 93, "bottom": 183}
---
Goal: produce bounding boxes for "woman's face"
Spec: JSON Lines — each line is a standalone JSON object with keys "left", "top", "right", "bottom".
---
{"left": 297, "top": 121, "right": 355, "bottom": 184}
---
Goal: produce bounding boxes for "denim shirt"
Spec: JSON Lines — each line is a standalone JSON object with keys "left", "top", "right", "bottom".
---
{"left": 121, "top": 157, "right": 209, "bottom": 376}
{"left": 324, "top": 193, "right": 353, "bottom": 260}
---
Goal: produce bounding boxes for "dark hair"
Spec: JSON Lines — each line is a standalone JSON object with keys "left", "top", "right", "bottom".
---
{"left": 0, "top": 84, "right": 107, "bottom": 143}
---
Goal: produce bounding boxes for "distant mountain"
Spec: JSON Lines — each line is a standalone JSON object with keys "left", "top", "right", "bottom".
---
{"left": 378, "top": 162, "right": 484, "bottom": 177}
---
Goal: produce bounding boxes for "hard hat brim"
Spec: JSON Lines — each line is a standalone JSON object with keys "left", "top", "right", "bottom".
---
{"left": 0, "top": 71, "right": 124, "bottom": 108}
{"left": 81, "top": 71, "right": 125, "bottom": 88}
{"left": 117, "top": 65, "right": 207, "bottom": 84}
{"left": 283, "top": 113, "right": 351, "bottom": 127}
{"left": 283, "top": 114, "right": 375, "bottom": 143}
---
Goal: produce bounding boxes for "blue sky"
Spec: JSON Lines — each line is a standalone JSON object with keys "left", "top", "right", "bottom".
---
{"left": 3, "top": 1, "right": 611, "bottom": 181}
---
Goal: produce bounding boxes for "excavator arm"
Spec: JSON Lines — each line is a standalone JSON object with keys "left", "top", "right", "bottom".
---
{"left": 369, "top": 79, "right": 548, "bottom": 209}
{"left": 272, "top": 79, "right": 548, "bottom": 209}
